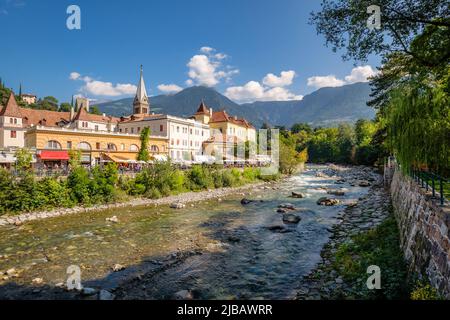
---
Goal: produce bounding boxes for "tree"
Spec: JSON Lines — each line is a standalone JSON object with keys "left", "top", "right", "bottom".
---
{"left": 291, "top": 123, "right": 312, "bottom": 134}
{"left": 137, "top": 127, "right": 151, "bottom": 161}
{"left": 90, "top": 105, "right": 102, "bottom": 115}
{"left": 337, "top": 123, "right": 356, "bottom": 163}
{"left": 59, "top": 102, "right": 72, "bottom": 112}
{"left": 279, "top": 141, "right": 303, "bottom": 175}
{"left": 14, "top": 148, "right": 33, "bottom": 174}
{"left": 355, "top": 119, "right": 377, "bottom": 146}
{"left": 310, "top": 0, "right": 449, "bottom": 67}
{"left": 38, "top": 96, "right": 59, "bottom": 111}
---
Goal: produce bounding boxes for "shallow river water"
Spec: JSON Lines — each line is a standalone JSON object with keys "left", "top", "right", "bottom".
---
{"left": 0, "top": 166, "right": 369, "bottom": 299}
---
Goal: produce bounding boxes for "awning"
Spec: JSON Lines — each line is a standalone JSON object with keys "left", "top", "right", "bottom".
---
{"left": 152, "top": 154, "right": 168, "bottom": 162}
{"left": 0, "top": 153, "right": 16, "bottom": 163}
{"left": 103, "top": 154, "right": 138, "bottom": 164}
{"left": 38, "top": 151, "right": 69, "bottom": 161}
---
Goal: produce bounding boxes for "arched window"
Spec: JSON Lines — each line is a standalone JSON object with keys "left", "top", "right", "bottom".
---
{"left": 77, "top": 142, "right": 92, "bottom": 151}
{"left": 107, "top": 143, "right": 117, "bottom": 151}
{"left": 150, "top": 145, "right": 159, "bottom": 153}
{"left": 129, "top": 144, "right": 139, "bottom": 152}
{"left": 45, "top": 140, "right": 62, "bottom": 150}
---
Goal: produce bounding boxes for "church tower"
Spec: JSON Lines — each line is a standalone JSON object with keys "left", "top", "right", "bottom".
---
{"left": 133, "top": 65, "right": 149, "bottom": 115}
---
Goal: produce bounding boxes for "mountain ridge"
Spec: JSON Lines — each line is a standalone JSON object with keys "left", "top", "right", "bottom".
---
{"left": 95, "top": 83, "right": 375, "bottom": 128}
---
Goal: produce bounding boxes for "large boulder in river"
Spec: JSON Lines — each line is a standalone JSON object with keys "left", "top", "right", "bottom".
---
{"left": 317, "top": 197, "right": 340, "bottom": 206}
{"left": 170, "top": 202, "right": 186, "bottom": 209}
{"left": 282, "top": 213, "right": 301, "bottom": 224}
{"left": 290, "top": 192, "right": 305, "bottom": 198}
{"left": 241, "top": 198, "right": 253, "bottom": 205}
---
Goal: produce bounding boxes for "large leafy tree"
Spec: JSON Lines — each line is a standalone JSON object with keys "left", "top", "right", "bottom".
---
{"left": 137, "top": 127, "right": 151, "bottom": 162}
{"left": 310, "top": 0, "right": 449, "bottom": 67}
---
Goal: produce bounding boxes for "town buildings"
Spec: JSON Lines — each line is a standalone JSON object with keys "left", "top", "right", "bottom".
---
{"left": 0, "top": 66, "right": 257, "bottom": 168}
{"left": 19, "top": 93, "right": 37, "bottom": 105}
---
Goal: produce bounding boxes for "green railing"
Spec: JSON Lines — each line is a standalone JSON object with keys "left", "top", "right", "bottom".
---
{"left": 409, "top": 167, "right": 449, "bottom": 206}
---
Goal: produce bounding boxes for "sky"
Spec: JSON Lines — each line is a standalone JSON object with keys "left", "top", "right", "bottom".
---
{"left": 0, "top": 0, "right": 381, "bottom": 104}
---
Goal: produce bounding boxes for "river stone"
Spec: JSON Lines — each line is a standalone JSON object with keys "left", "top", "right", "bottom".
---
{"left": 81, "top": 287, "right": 97, "bottom": 296}
{"left": 240, "top": 198, "right": 253, "bottom": 205}
{"left": 32, "top": 277, "right": 43, "bottom": 285}
{"left": 99, "top": 289, "right": 115, "bottom": 300}
{"left": 278, "top": 203, "right": 296, "bottom": 210}
{"left": 174, "top": 290, "right": 193, "bottom": 300}
{"left": 291, "top": 192, "right": 305, "bottom": 198}
{"left": 170, "top": 202, "right": 186, "bottom": 209}
{"left": 327, "top": 189, "right": 345, "bottom": 196}
{"left": 106, "top": 216, "right": 119, "bottom": 223}
{"left": 317, "top": 197, "right": 340, "bottom": 206}
{"left": 277, "top": 208, "right": 288, "bottom": 213}
{"left": 112, "top": 264, "right": 125, "bottom": 272}
{"left": 282, "top": 213, "right": 301, "bottom": 224}
{"left": 358, "top": 180, "right": 371, "bottom": 187}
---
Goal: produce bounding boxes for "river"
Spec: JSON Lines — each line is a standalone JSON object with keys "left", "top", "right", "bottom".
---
{"left": 0, "top": 165, "right": 371, "bottom": 299}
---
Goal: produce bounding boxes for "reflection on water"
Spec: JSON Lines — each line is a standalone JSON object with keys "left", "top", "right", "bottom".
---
{"left": 0, "top": 165, "right": 368, "bottom": 299}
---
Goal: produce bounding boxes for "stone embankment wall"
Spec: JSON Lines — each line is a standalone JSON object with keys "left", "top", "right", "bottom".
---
{"left": 390, "top": 169, "right": 450, "bottom": 298}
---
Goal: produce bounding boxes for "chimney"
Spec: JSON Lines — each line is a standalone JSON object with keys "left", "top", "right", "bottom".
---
{"left": 102, "top": 113, "right": 106, "bottom": 117}
{"left": 234, "top": 116, "right": 238, "bottom": 121}
{"left": 70, "top": 106, "right": 74, "bottom": 121}
{"left": 209, "top": 108, "right": 213, "bottom": 117}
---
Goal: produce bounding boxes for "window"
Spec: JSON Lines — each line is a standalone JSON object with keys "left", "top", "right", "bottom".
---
{"left": 190, "top": 128, "right": 193, "bottom": 135}
{"left": 130, "top": 144, "right": 139, "bottom": 152}
{"left": 67, "top": 141, "right": 72, "bottom": 149}
{"left": 10, "top": 130, "right": 17, "bottom": 138}
{"left": 160, "top": 125, "right": 163, "bottom": 132}
{"left": 95, "top": 125, "right": 99, "bottom": 131}
{"left": 96, "top": 142, "right": 101, "bottom": 150}
{"left": 131, "top": 128, "right": 134, "bottom": 134}
{"left": 137, "top": 127, "right": 141, "bottom": 133}
{"left": 121, "top": 143, "right": 125, "bottom": 151}
{"left": 177, "top": 139, "right": 180, "bottom": 145}
{"left": 45, "top": 140, "right": 61, "bottom": 149}
{"left": 14, "top": 118, "right": 17, "bottom": 124}
{"left": 81, "top": 121, "right": 88, "bottom": 128}
{"left": 190, "top": 141, "right": 193, "bottom": 147}
{"left": 125, "top": 128, "right": 128, "bottom": 133}
{"left": 77, "top": 142, "right": 92, "bottom": 150}
{"left": 9, "top": 118, "right": 13, "bottom": 124}
{"left": 107, "top": 143, "right": 117, "bottom": 151}
{"left": 177, "top": 126, "right": 180, "bottom": 133}
{"left": 150, "top": 145, "right": 159, "bottom": 152}
{"left": 119, "top": 128, "right": 122, "bottom": 133}
{"left": 171, "top": 139, "right": 174, "bottom": 145}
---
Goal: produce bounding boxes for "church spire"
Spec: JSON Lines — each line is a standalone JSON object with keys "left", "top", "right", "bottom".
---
{"left": 133, "top": 65, "right": 149, "bottom": 115}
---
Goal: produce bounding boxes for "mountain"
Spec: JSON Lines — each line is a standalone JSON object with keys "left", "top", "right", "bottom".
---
{"left": 95, "top": 83, "right": 375, "bottom": 128}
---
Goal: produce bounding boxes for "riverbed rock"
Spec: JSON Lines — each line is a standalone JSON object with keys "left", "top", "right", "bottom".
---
{"left": 170, "top": 202, "right": 186, "bottom": 209}
{"left": 282, "top": 213, "right": 301, "bottom": 224}
{"left": 278, "top": 203, "right": 297, "bottom": 210}
{"left": 99, "top": 289, "right": 115, "bottom": 300}
{"left": 112, "top": 264, "right": 125, "bottom": 272}
{"left": 106, "top": 216, "right": 119, "bottom": 223}
{"left": 266, "top": 224, "right": 293, "bottom": 233}
{"left": 32, "top": 277, "right": 43, "bottom": 285}
{"left": 317, "top": 197, "right": 340, "bottom": 206}
{"left": 174, "top": 290, "right": 193, "bottom": 300}
{"left": 291, "top": 192, "right": 305, "bottom": 198}
{"left": 81, "top": 287, "right": 97, "bottom": 296}
{"left": 240, "top": 198, "right": 253, "bottom": 205}
{"left": 358, "top": 180, "right": 371, "bottom": 187}
{"left": 327, "top": 189, "right": 345, "bottom": 196}
{"left": 277, "top": 208, "right": 288, "bottom": 213}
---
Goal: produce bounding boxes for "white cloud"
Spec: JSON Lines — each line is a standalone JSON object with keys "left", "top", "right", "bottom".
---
{"left": 225, "top": 80, "right": 303, "bottom": 103}
{"left": 307, "top": 65, "right": 377, "bottom": 89}
{"left": 157, "top": 84, "right": 183, "bottom": 94}
{"left": 344, "top": 65, "right": 377, "bottom": 83}
{"left": 307, "top": 75, "right": 345, "bottom": 89}
{"left": 186, "top": 47, "right": 239, "bottom": 87}
{"left": 70, "top": 72, "right": 137, "bottom": 97}
{"left": 262, "top": 70, "right": 296, "bottom": 87}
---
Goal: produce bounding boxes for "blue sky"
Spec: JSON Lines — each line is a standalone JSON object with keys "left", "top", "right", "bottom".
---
{"left": 0, "top": 0, "right": 381, "bottom": 104}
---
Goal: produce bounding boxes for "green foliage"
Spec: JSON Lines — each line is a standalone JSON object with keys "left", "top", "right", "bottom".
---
{"left": 89, "top": 105, "right": 102, "bottom": 115}
{"left": 59, "top": 103, "right": 72, "bottom": 112}
{"left": 333, "top": 216, "right": 409, "bottom": 299}
{"left": 291, "top": 123, "right": 312, "bottom": 134}
{"left": 68, "top": 150, "right": 82, "bottom": 168}
{"left": 185, "top": 165, "right": 214, "bottom": 191}
{"left": 67, "top": 167, "right": 91, "bottom": 204}
{"left": 138, "top": 127, "right": 151, "bottom": 161}
{"left": 14, "top": 148, "right": 33, "bottom": 173}
{"left": 89, "top": 163, "right": 119, "bottom": 203}
{"left": 410, "top": 281, "right": 441, "bottom": 300}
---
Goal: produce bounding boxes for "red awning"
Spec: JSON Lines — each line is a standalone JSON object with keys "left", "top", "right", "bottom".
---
{"left": 38, "top": 150, "right": 70, "bottom": 160}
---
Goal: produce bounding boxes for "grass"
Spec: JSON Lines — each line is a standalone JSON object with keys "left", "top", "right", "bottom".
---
{"left": 333, "top": 215, "right": 410, "bottom": 299}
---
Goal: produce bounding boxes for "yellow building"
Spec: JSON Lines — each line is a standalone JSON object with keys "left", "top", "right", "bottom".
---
{"left": 193, "top": 102, "right": 256, "bottom": 160}
{"left": 25, "top": 126, "right": 168, "bottom": 166}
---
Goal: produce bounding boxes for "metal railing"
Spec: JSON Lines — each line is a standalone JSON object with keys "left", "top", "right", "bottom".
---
{"left": 409, "top": 168, "right": 449, "bottom": 206}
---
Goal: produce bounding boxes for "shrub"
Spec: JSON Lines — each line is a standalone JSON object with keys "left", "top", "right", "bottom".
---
{"left": 242, "top": 167, "right": 260, "bottom": 182}
{"left": 0, "top": 168, "right": 13, "bottom": 214}
{"left": 212, "top": 170, "right": 224, "bottom": 188}
{"left": 186, "top": 165, "right": 214, "bottom": 191}
{"left": 146, "top": 187, "right": 162, "bottom": 199}
{"left": 410, "top": 281, "right": 441, "bottom": 300}
{"left": 67, "top": 167, "right": 91, "bottom": 204}
{"left": 35, "top": 177, "right": 73, "bottom": 208}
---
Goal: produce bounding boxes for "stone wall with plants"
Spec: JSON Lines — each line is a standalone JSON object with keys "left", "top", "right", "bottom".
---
{"left": 390, "top": 170, "right": 450, "bottom": 299}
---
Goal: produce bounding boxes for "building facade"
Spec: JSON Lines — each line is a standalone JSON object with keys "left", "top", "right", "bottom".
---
{"left": 20, "top": 93, "right": 37, "bottom": 105}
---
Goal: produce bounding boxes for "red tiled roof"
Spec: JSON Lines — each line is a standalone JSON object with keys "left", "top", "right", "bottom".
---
{"left": 193, "top": 101, "right": 254, "bottom": 129}
{"left": 20, "top": 108, "right": 71, "bottom": 127}
{"left": 0, "top": 93, "right": 23, "bottom": 117}
{"left": 74, "top": 106, "right": 120, "bottom": 123}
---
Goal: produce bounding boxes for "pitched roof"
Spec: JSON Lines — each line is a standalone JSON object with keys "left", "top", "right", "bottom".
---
{"left": 135, "top": 65, "right": 148, "bottom": 103}
{"left": 20, "top": 108, "right": 70, "bottom": 127}
{"left": 0, "top": 93, "right": 23, "bottom": 117}
{"left": 195, "top": 101, "right": 210, "bottom": 115}
{"left": 209, "top": 110, "right": 255, "bottom": 129}
{"left": 74, "top": 106, "right": 120, "bottom": 123}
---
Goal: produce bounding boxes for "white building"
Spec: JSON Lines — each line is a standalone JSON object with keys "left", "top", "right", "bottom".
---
{"left": 117, "top": 66, "right": 210, "bottom": 161}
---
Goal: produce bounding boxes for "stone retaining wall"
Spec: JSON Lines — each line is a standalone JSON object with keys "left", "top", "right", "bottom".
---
{"left": 390, "top": 169, "right": 450, "bottom": 298}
